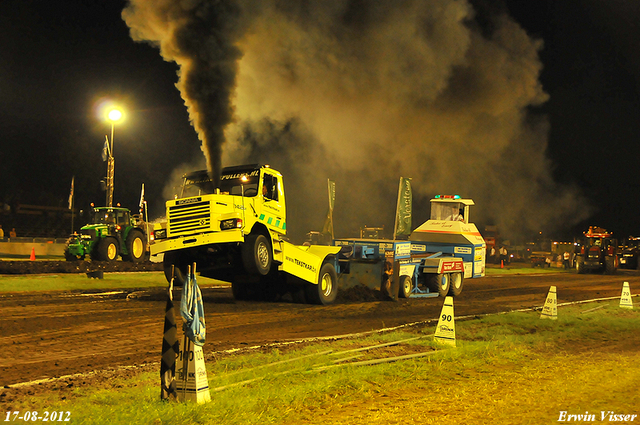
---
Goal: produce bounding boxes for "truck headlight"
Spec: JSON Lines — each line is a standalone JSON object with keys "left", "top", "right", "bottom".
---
{"left": 220, "top": 218, "right": 242, "bottom": 230}
{"left": 153, "top": 229, "right": 167, "bottom": 240}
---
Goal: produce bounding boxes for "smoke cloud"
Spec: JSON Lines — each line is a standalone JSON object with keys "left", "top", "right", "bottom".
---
{"left": 123, "top": 0, "right": 590, "bottom": 243}
{"left": 122, "top": 0, "right": 251, "bottom": 184}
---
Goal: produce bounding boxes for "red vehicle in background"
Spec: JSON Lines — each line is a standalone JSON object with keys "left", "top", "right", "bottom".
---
{"left": 574, "top": 226, "right": 618, "bottom": 274}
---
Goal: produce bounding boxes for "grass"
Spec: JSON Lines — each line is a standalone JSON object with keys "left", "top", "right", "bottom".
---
{"left": 0, "top": 273, "right": 224, "bottom": 293}
{"left": 4, "top": 300, "right": 639, "bottom": 425}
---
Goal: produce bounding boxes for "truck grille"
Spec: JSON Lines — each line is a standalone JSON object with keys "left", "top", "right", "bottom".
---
{"left": 168, "top": 200, "right": 211, "bottom": 236}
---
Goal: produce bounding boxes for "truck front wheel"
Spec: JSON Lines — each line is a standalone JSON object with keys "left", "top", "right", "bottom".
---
{"left": 163, "top": 251, "right": 189, "bottom": 287}
{"left": 429, "top": 273, "right": 450, "bottom": 297}
{"left": 242, "top": 234, "right": 272, "bottom": 276}
{"left": 305, "top": 262, "right": 338, "bottom": 305}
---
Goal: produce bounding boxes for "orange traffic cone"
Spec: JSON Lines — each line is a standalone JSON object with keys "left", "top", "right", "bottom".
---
{"left": 30, "top": 247, "right": 36, "bottom": 261}
{"left": 501, "top": 259, "right": 504, "bottom": 269}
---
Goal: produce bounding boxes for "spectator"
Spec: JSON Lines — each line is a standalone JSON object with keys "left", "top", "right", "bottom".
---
{"left": 563, "top": 251, "right": 571, "bottom": 269}
{"left": 9, "top": 228, "right": 16, "bottom": 238}
{"left": 499, "top": 246, "right": 508, "bottom": 264}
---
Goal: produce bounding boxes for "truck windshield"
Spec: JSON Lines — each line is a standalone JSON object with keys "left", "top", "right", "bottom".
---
{"left": 430, "top": 202, "right": 464, "bottom": 221}
{"left": 219, "top": 176, "right": 259, "bottom": 197}
{"left": 179, "top": 168, "right": 261, "bottom": 198}
{"left": 181, "top": 171, "right": 216, "bottom": 197}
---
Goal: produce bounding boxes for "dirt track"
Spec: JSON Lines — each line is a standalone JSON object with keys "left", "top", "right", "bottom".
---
{"left": 1, "top": 265, "right": 637, "bottom": 392}
{"left": 0, "top": 260, "right": 163, "bottom": 275}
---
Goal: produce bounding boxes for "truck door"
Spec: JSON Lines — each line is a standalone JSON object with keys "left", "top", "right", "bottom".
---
{"left": 260, "top": 173, "right": 286, "bottom": 233}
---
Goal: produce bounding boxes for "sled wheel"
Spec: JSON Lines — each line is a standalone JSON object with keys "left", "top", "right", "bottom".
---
{"left": 398, "top": 275, "right": 412, "bottom": 298}
{"left": 429, "top": 273, "right": 450, "bottom": 297}
{"left": 448, "top": 272, "right": 464, "bottom": 296}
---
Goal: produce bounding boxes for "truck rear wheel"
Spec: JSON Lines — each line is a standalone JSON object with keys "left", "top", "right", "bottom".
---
{"left": 448, "top": 272, "right": 464, "bottom": 296}
{"left": 124, "top": 230, "right": 146, "bottom": 263}
{"left": 163, "top": 251, "right": 189, "bottom": 287}
{"left": 97, "top": 237, "right": 119, "bottom": 261}
{"left": 398, "top": 275, "right": 412, "bottom": 298}
{"left": 429, "top": 273, "right": 450, "bottom": 297}
{"left": 242, "top": 234, "right": 272, "bottom": 276}
{"left": 305, "top": 262, "right": 338, "bottom": 305}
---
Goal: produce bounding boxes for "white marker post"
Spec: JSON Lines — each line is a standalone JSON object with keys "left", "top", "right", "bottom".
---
{"left": 176, "top": 335, "right": 211, "bottom": 404}
{"left": 434, "top": 296, "right": 456, "bottom": 347}
{"left": 620, "top": 282, "right": 634, "bottom": 309}
{"left": 540, "top": 286, "right": 558, "bottom": 320}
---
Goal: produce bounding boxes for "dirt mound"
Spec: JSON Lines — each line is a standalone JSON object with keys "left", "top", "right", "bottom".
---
{"left": 337, "top": 284, "right": 386, "bottom": 302}
{"left": 0, "top": 260, "right": 163, "bottom": 275}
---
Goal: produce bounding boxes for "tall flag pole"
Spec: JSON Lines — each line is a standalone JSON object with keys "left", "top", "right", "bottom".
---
{"left": 139, "top": 183, "right": 150, "bottom": 247}
{"left": 68, "top": 176, "right": 75, "bottom": 234}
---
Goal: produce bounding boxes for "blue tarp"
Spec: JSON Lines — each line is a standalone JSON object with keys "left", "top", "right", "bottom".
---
{"left": 180, "top": 272, "right": 206, "bottom": 346}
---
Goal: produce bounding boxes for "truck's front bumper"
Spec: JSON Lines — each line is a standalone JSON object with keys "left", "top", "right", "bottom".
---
{"left": 150, "top": 229, "right": 244, "bottom": 256}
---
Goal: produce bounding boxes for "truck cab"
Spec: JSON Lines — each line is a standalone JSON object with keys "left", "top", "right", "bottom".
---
{"left": 151, "top": 164, "right": 340, "bottom": 304}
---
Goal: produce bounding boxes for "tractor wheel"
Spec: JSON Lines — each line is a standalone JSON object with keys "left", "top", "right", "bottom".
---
{"left": 305, "top": 262, "right": 338, "bottom": 305}
{"left": 429, "top": 273, "right": 450, "bottom": 297}
{"left": 97, "top": 237, "right": 119, "bottom": 261}
{"left": 576, "top": 256, "right": 585, "bottom": 274}
{"left": 242, "top": 233, "right": 272, "bottom": 276}
{"left": 604, "top": 256, "right": 616, "bottom": 275}
{"left": 398, "top": 275, "right": 412, "bottom": 298}
{"left": 124, "top": 230, "right": 146, "bottom": 263}
{"left": 163, "top": 251, "right": 190, "bottom": 287}
{"left": 448, "top": 272, "right": 464, "bottom": 296}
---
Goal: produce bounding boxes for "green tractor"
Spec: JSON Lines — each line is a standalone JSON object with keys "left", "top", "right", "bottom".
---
{"left": 65, "top": 206, "right": 148, "bottom": 262}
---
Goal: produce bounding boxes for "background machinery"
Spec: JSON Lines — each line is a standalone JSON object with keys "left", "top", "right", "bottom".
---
{"left": 64, "top": 206, "right": 148, "bottom": 262}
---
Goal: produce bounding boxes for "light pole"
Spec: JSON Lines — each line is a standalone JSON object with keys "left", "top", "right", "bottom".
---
{"left": 105, "top": 108, "right": 122, "bottom": 207}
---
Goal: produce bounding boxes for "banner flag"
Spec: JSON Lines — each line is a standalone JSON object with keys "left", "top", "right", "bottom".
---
{"left": 68, "top": 176, "right": 74, "bottom": 210}
{"left": 139, "top": 183, "right": 145, "bottom": 215}
{"left": 102, "top": 136, "right": 109, "bottom": 162}
{"left": 322, "top": 180, "right": 336, "bottom": 239}
{"left": 328, "top": 179, "right": 336, "bottom": 212}
{"left": 160, "top": 278, "right": 179, "bottom": 401}
{"left": 394, "top": 177, "right": 412, "bottom": 238}
{"left": 180, "top": 267, "right": 206, "bottom": 346}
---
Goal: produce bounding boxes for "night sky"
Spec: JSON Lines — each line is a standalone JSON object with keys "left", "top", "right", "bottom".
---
{"left": 2, "top": 0, "right": 640, "bottom": 243}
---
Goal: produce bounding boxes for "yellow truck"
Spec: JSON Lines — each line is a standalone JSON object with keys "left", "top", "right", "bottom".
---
{"left": 150, "top": 164, "right": 341, "bottom": 304}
